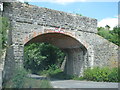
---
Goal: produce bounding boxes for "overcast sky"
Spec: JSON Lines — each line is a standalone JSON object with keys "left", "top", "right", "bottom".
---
{"left": 18, "top": 0, "right": 119, "bottom": 29}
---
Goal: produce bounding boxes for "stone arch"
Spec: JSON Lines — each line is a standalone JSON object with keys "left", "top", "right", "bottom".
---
{"left": 22, "top": 28, "right": 94, "bottom": 76}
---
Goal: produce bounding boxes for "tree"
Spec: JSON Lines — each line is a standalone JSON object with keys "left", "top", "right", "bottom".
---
{"left": 110, "top": 26, "right": 120, "bottom": 46}
{"left": 76, "top": 13, "right": 82, "bottom": 16}
{"left": 24, "top": 43, "right": 66, "bottom": 73}
{"left": 97, "top": 26, "right": 120, "bottom": 46}
{"left": 24, "top": 43, "right": 47, "bottom": 73}
{"left": 24, "top": 2, "right": 29, "bottom": 5}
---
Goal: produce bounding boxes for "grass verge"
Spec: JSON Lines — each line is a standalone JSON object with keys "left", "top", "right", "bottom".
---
{"left": 3, "top": 68, "right": 52, "bottom": 88}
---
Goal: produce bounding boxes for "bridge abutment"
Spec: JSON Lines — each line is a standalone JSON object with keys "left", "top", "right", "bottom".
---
{"left": 65, "top": 48, "right": 87, "bottom": 77}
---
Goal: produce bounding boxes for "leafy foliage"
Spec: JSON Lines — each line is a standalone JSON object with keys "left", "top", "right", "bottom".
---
{"left": 24, "top": 2, "right": 29, "bottom": 5}
{"left": 0, "top": 17, "right": 9, "bottom": 57}
{"left": 24, "top": 43, "right": 46, "bottom": 73}
{"left": 24, "top": 43, "right": 66, "bottom": 73}
{"left": 76, "top": 13, "right": 82, "bottom": 16}
{"left": 0, "top": 17, "right": 9, "bottom": 48}
{"left": 83, "top": 67, "right": 119, "bottom": 82}
{"left": 11, "top": 68, "right": 28, "bottom": 88}
{"left": 97, "top": 26, "right": 120, "bottom": 46}
{"left": 39, "top": 64, "right": 62, "bottom": 76}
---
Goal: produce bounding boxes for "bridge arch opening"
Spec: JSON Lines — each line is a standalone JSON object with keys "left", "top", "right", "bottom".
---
{"left": 24, "top": 32, "right": 88, "bottom": 76}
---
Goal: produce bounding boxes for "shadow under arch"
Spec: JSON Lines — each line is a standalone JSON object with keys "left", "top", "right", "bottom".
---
{"left": 25, "top": 32, "right": 86, "bottom": 49}
{"left": 24, "top": 32, "right": 93, "bottom": 76}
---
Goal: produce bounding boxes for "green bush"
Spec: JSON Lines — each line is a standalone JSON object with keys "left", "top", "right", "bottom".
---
{"left": 108, "top": 68, "right": 118, "bottom": 82}
{"left": 39, "top": 64, "right": 62, "bottom": 76}
{"left": 83, "top": 67, "right": 119, "bottom": 82}
{"left": 24, "top": 43, "right": 47, "bottom": 73}
{"left": 39, "top": 64, "right": 72, "bottom": 80}
{"left": 12, "top": 68, "right": 28, "bottom": 88}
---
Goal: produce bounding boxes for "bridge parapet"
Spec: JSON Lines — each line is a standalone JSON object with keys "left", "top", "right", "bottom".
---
{"left": 3, "top": 2, "right": 97, "bottom": 33}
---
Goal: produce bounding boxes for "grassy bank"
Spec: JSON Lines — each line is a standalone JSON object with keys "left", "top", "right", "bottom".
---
{"left": 3, "top": 68, "right": 52, "bottom": 88}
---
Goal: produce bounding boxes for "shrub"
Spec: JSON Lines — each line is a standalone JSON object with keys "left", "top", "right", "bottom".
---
{"left": 11, "top": 68, "right": 28, "bottom": 88}
{"left": 3, "top": 68, "right": 52, "bottom": 88}
{"left": 39, "top": 64, "right": 72, "bottom": 80}
{"left": 39, "top": 64, "right": 61, "bottom": 76}
{"left": 108, "top": 68, "right": 118, "bottom": 82}
{"left": 83, "top": 67, "right": 118, "bottom": 82}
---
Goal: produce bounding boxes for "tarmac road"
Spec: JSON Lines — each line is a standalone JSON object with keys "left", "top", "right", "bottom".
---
{"left": 28, "top": 74, "right": 119, "bottom": 89}
{"left": 50, "top": 79, "right": 119, "bottom": 89}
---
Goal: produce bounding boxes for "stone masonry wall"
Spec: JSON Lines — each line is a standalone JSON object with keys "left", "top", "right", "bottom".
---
{"left": 3, "top": 2, "right": 97, "bottom": 33}
{"left": 65, "top": 48, "right": 88, "bottom": 76}
{"left": 76, "top": 31, "right": 118, "bottom": 67}
{"left": 2, "top": 2, "right": 119, "bottom": 80}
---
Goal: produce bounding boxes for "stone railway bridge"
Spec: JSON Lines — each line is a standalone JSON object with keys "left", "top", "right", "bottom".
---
{"left": 0, "top": 2, "right": 118, "bottom": 83}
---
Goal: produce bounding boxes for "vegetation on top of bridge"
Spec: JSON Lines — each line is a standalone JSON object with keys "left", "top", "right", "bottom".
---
{"left": 97, "top": 26, "right": 120, "bottom": 46}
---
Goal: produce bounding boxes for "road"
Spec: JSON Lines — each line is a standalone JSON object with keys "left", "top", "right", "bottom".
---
{"left": 28, "top": 74, "right": 48, "bottom": 80}
{"left": 50, "top": 79, "right": 119, "bottom": 89}
{"left": 28, "top": 74, "right": 119, "bottom": 89}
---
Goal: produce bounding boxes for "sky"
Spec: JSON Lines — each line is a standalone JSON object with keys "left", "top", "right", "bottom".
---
{"left": 19, "top": 0, "right": 119, "bottom": 30}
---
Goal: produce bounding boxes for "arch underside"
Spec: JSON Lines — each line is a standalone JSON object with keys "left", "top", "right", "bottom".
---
{"left": 25, "top": 33, "right": 84, "bottom": 49}
{"left": 25, "top": 33, "right": 88, "bottom": 76}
